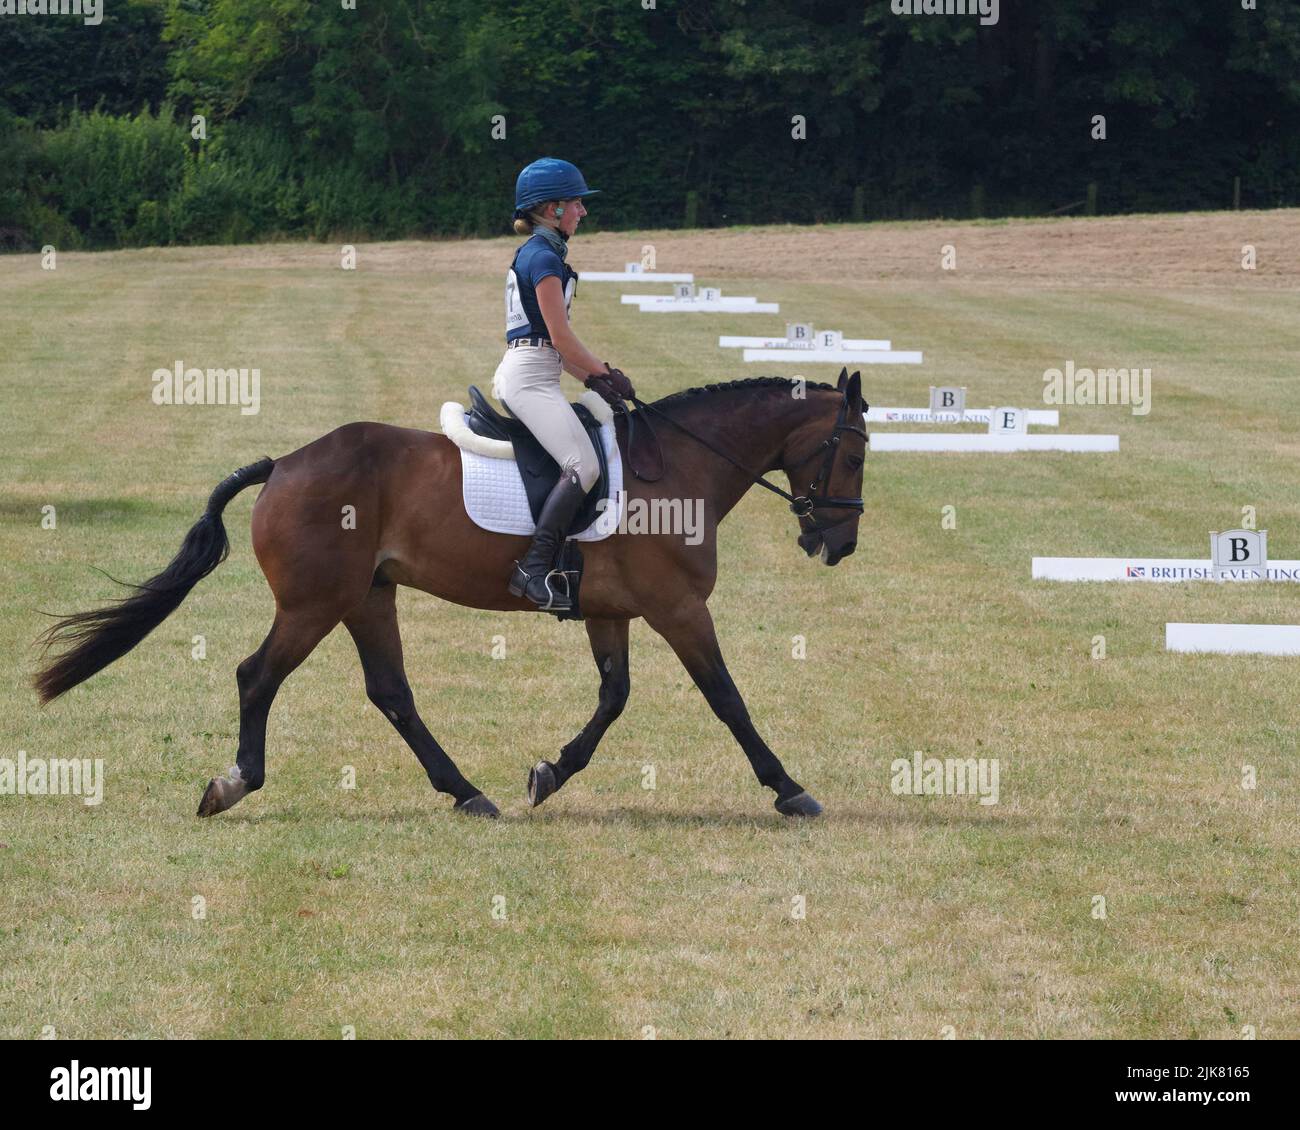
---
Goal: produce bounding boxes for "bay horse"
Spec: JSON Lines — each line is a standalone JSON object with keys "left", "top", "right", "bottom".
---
{"left": 33, "top": 370, "right": 866, "bottom": 819}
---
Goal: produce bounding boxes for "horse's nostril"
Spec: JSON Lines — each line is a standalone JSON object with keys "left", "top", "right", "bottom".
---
{"left": 842, "top": 541, "right": 857, "bottom": 557}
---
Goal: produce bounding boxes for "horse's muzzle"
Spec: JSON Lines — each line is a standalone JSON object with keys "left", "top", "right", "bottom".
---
{"left": 798, "top": 529, "right": 855, "bottom": 566}
{"left": 798, "top": 529, "right": 822, "bottom": 557}
{"left": 821, "top": 540, "right": 856, "bottom": 567}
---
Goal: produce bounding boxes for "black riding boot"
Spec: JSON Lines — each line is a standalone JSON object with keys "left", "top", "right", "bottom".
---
{"left": 508, "top": 468, "right": 587, "bottom": 611}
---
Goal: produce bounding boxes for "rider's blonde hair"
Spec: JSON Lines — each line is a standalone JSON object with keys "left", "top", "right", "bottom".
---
{"left": 513, "top": 202, "right": 556, "bottom": 236}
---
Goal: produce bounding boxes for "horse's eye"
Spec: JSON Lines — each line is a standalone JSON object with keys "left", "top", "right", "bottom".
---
{"left": 847, "top": 455, "right": 863, "bottom": 470}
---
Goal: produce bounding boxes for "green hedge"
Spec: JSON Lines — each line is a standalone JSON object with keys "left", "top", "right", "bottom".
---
{"left": 2, "top": 1, "right": 1298, "bottom": 250}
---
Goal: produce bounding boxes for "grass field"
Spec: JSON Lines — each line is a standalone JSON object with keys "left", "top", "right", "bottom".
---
{"left": 1, "top": 212, "right": 1298, "bottom": 1039}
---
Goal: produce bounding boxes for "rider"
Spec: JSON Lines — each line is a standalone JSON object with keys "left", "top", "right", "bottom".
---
{"left": 496, "top": 157, "right": 635, "bottom": 611}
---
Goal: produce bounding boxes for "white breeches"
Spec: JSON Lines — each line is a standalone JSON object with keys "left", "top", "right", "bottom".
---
{"left": 492, "top": 344, "right": 600, "bottom": 491}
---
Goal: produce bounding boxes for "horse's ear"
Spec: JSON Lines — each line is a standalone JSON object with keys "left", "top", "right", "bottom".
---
{"left": 847, "top": 371, "right": 862, "bottom": 405}
{"left": 837, "top": 367, "right": 849, "bottom": 392}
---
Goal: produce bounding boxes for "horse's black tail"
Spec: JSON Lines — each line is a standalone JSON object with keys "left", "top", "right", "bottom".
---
{"left": 33, "top": 457, "right": 276, "bottom": 704}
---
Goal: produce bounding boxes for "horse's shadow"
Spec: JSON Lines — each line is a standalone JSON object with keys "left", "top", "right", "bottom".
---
{"left": 209, "top": 800, "right": 1031, "bottom": 832}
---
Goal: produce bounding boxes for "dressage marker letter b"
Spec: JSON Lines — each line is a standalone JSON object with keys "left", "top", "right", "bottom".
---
{"left": 1211, "top": 528, "right": 1267, "bottom": 580}
{"left": 929, "top": 386, "right": 966, "bottom": 417}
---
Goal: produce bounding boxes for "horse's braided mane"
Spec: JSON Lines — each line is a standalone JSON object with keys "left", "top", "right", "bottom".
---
{"left": 645, "top": 376, "right": 838, "bottom": 412}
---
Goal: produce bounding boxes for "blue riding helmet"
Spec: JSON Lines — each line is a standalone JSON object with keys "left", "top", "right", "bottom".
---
{"left": 514, "top": 158, "right": 599, "bottom": 214}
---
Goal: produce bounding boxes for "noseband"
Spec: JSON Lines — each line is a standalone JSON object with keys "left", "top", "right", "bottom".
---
{"left": 624, "top": 390, "right": 866, "bottom": 537}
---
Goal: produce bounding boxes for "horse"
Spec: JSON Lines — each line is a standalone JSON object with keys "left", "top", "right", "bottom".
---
{"left": 33, "top": 370, "right": 867, "bottom": 819}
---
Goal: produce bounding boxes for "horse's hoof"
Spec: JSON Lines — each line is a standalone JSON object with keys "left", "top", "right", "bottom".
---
{"left": 196, "top": 779, "right": 223, "bottom": 818}
{"left": 527, "top": 761, "right": 558, "bottom": 807}
{"left": 455, "top": 793, "right": 500, "bottom": 818}
{"left": 196, "top": 771, "right": 247, "bottom": 818}
{"left": 775, "top": 790, "right": 823, "bottom": 818}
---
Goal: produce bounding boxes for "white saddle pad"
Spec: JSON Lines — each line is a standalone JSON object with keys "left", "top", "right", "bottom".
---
{"left": 438, "top": 390, "right": 623, "bottom": 541}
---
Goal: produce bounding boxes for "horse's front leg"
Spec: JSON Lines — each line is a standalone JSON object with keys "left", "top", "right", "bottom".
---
{"left": 645, "top": 599, "right": 822, "bottom": 816}
{"left": 528, "top": 617, "right": 631, "bottom": 807}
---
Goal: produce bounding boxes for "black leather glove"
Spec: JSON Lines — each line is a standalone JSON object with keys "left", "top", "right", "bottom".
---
{"left": 585, "top": 364, "right": 635, "bottom": 405}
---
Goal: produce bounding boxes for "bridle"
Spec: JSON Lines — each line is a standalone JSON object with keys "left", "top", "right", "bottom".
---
{"left": 783, "top": 391, "right": 868, "bottom": 535}
{"left": 623, "top": 390, "right": 867, "bottom": 537}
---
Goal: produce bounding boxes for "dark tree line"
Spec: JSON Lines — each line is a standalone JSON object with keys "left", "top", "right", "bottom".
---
{"left": 2, "top": 0, "right": 1297, "bottom": 248}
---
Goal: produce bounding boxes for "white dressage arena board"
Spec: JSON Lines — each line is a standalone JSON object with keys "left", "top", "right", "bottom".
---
{"left": 580, "top": 272, "right": 694, "bottom": 282}
{"left": 744, "top": 348, "right": 922, "bottom": 364}
{"left": 623, "top": 294, "right": 758, "bottom": 305}
{"left": 871, "top": 433, "right": 1116, "bottom": 452}
{"left": 639, "top": 301, "right": 780, "bottom": 313}
{"left": 1032, "top": 557, "right": 1300, "bottom": 582}
{"left": 867, "top": 407, "right": 1060, "bottom": 426}
{"left": 721, "top": 336, "right": 892, "bottom": 351}
{"left": 1166, "top": 624, "right": 1300, "bottom": 655}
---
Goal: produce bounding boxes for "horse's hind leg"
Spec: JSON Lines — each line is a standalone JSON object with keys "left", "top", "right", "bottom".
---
{"left": 197, "top": 607, "right": 339, "bottom": 817}
{"left": 529, "top": 618, "right": 630, "bottom": 807}
{"left": 344, "top": 583, "right": 498, "bottom": 817}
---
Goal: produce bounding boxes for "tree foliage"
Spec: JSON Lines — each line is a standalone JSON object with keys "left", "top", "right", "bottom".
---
{"left": 2, "top": 0, "right": 1297, "bottom": 247}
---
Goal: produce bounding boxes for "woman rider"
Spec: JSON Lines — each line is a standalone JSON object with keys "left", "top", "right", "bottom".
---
{"left": 495, "top": 157, "right": 635, "bottom": 611}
